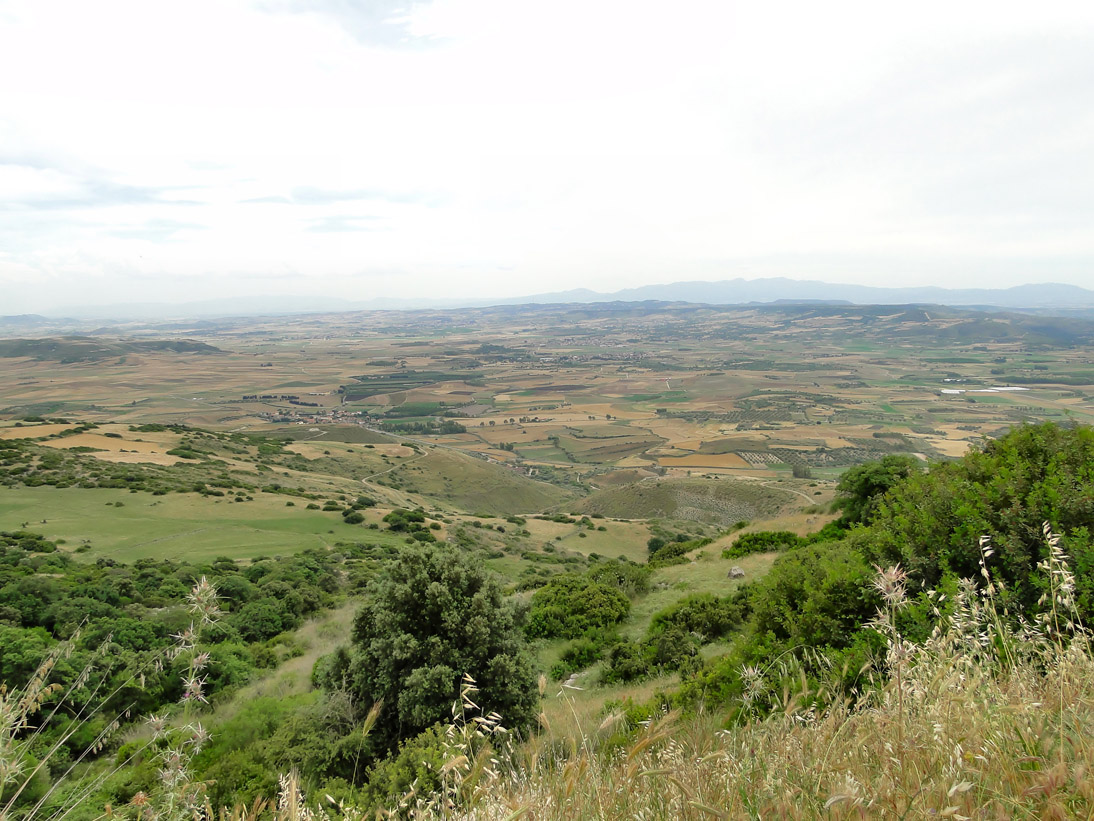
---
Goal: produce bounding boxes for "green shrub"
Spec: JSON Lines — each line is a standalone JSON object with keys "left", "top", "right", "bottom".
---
{"left": 649, "top": 538, "right": 711, "bottom": 567}
{"left": 851, "top": 422, "right": 1094, "bottom": 619}
{"left": 360, "top": 724, "right": 447, "bottom": 812}
{"left": 525, "top": 574, "right": 630, "bottom": 639}
{"left": 549, "top": 634, "right": 613, "bottom": 680}
{"left": 601, "top": 641, "right": 650, "bottom": 684}
{"left": 316, "top": 544, "right": 537, "bottom": 754}
{"left": 722, "top": 531, "right": 803, "bottom": 559}
{"left": 649, "top": 593, "right": 744, "bottom": 642}
{"left": 585, "top": 561, "right": 652, "bottom": 597}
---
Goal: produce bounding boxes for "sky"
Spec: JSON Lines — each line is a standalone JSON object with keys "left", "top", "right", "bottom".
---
{"left": 2, "top": 0, "right": 1093, "bottom": 313}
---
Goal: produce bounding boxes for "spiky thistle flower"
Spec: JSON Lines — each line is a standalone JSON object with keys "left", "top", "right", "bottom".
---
{"left": 873, "top": 564, "right": 909, "bottom": 609}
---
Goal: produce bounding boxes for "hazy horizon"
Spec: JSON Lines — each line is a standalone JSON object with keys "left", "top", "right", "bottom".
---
{"left": 5, "top": 275, "right": 1094, "bottom": 322}
{"left": 3, "top": 1, "right": 1093, "bottom": 313}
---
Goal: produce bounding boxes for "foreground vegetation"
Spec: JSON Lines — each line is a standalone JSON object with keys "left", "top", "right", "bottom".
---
{"left": 424, "top": 534, "right": 1094, "bottom": 819}
{"left": 1, "top": 420, "right": 1092, "bottom": 819}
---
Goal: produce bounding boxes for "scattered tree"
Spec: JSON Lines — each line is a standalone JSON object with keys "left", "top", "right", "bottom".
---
{"left": 318, "top": 545, "right": 538, "bottom": 752}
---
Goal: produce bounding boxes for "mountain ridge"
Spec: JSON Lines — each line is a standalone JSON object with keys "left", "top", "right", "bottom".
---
{"left": 30, "top": 277, "right": 1094, "bottom": 320}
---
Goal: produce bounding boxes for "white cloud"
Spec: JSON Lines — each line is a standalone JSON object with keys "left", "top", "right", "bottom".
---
{"left": 1, "top": 0, "right": 1093, "bottom": 312}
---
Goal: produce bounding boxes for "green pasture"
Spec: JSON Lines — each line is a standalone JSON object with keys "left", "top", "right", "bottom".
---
{"left": 376, "top": 447, "right": 572, "bottom": 514}
{"left": 521, "top": 518, "right": 651, "bottom": 562}
{"left": 0, "top": 486, "right": 406, "bottom": 562}
{"left": 514, "top": 443, "right": 572, "bottom": 463}
{"left": 622, "top": 550, "right": 778, "bottom": 639}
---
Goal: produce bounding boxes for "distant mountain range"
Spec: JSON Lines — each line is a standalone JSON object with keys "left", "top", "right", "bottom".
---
{"left": 15, "top": 278, "right": 1094, "bottom": 321}
{"left": 509, "top": 279, "right": 1094, "bottom": 311}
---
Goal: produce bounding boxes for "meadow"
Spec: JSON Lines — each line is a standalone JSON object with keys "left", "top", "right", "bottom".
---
{"left": 0, "top": 486, "right": 400, "bottom": 562}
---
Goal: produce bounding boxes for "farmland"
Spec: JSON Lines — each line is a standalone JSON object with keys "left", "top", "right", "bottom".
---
{"left": 3, "top": 302, "right": 1091, "bottom": 497}
{"left": 2, "top": 299, "right": 1091, "bottom": 570}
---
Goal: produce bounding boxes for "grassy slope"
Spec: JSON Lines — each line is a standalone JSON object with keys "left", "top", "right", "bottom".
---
{"left": 621, "top": 549, "right": 776, "bottom": 640}
{"left": 380, "top": 447, "right": 574, "bottom": 514}
{"left": 0, "top": 486, "right": 408, "bottom": 562}
{"left": 575, "top": 477, "right": 796, "bottom": 523}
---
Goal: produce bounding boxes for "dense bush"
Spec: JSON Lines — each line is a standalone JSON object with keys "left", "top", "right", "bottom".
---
{"left": 316, "top": 544, "right": 538, "bottom": 755}
{"left": 834, "top": 453, "right": 922, "bottom": 525}
{"left": 747, "top": 541, "right": 879, "bottom": 650}
{"left": 648, "top": 538, "right": 711, "bottom": 567}
{"left": 601, "top": 627, "right": 701, "bottom": 685}
{"left": 524, "top": 573, "right": 630, "bottom": 639}
{"left": 359, "top": 725, "right": 447, "bottom": 811}
{"left": 851, "top": 422, "right": 1094, "bottom": 618}
{"left": 722, "top": 531, "right": 803, "bottom": 558}
{"left": 549, "top": 632, "right": 616, "bottom": 680}
{"left": 648, "top": 592, "right": 744, "bottom": 642}
{"left": 584, "top": 560, "right": 652, "bottom": 597}
{"left": 674, "top": 424, "right": 1094, "bottom": 716}
{"left": 382, "top": 508, "right": 436, "bottom": 541}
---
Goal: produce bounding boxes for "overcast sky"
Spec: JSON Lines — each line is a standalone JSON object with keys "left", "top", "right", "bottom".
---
{"left": 2, "top": 0, "right": 1093, "bottom": 312}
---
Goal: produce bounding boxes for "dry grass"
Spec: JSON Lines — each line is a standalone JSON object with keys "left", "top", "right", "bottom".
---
{"left": 0, "top": 424, "right": 76, "bottom": 439}
{"left": 372, "top": 526, "right": 1094, "bottom": 820}
{"left": 487, "top": 652, "right": 1091, "bottom": 819}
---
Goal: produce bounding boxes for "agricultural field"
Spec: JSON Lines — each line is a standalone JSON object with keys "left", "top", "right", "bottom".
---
{"left": 5, "top": 303, "right": 1091, "bottom": 487}
{"left": 1, "top": 300, "right": 1092, "bottom": 568}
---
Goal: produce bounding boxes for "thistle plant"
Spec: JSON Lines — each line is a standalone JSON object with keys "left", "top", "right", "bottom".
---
{"left": 137, "top": 576, "right": 222, "bottom": 821}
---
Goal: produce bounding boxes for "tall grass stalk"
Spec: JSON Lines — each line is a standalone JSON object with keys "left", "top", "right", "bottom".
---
{"left": 0, "top": 577, "right": 222, "bottom": 821}
{"left": 350, "top": 524, "right": 1094, "bottom": 819}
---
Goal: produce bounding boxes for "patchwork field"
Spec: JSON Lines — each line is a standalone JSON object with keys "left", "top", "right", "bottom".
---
{"left": 6, "top": 303, "right": 1088, "bottom": 498}
{"left": 1, "top": 300, "right": 1092, "bottom": 571}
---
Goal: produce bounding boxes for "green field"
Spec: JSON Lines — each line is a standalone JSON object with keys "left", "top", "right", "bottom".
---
{"left": 0, "top": 486, "right": 407, "bottom": 562}
{"left": 622, "top": 549, "right": 778, "bottom": 639}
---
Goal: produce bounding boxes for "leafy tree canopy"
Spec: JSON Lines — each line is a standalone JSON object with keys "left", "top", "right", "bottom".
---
{"left": 834, "top": 453, "right": 923, "bottom": 525}
{"left": 319, "top": 545, "right": 537, "bottom": 753}
{"left": 850, "top": 422, "right": 1094, "bottom": 615}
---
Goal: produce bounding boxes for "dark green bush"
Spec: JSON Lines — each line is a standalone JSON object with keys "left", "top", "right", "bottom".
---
{"left": 525, "top": 574, "right": 630, "bottom": 639}
{"left": 648, "top": 593, "right": 744, "bottom": 642}
{"left": 722, "top": 531, "right": 803, "bottom": 559}
{"left": 316, "top": 544, "right": 537, "bottom": 754}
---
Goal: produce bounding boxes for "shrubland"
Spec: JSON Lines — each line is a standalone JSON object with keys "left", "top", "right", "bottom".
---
{"left": 2, "top": 422, "right": 1094, "bottom": 818}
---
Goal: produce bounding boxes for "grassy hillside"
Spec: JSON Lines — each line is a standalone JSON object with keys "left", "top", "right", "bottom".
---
{"left": 0, "top": 486, "right": 408, "bottom": 562}
{"left": 575, "top": 476, "right": 797, "bottom": 523}
{"left": 0, "top": 336, "right": 224, "bottom": 361}
{"left": 0, "top": 419, "right": 580, "bottom": 560}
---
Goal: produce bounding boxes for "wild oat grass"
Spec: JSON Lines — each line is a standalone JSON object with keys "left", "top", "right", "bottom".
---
{"left": 371, "top": 523, "right": 1094, "bottom": 819}
{"left": 11, "top": 527, "right": 1094, "bottom": 820}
